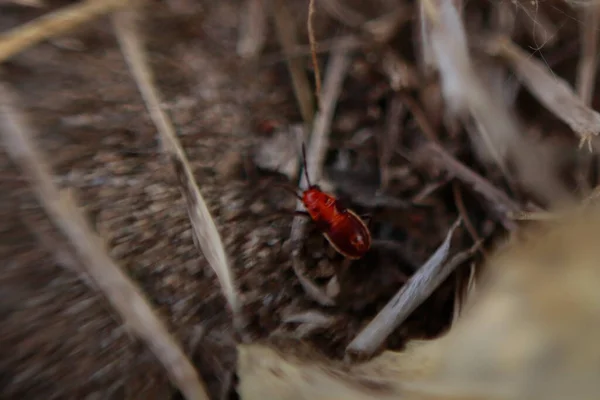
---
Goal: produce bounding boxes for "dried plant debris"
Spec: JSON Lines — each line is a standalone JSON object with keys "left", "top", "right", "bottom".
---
{"left": 0, "top": 0, "right": 129, "bottom": 63}
{"left": 112, "top": 8, "right": 242, "bottom": 329}
{"left": 272, "top": 0, "right": 315, "bottom": 128}
{"left": 346, "top": 218, "right": 475, "bottom": 358}
{"left": 237, "top": 0, "right": 269, "bottom": 59}
{"left": 487, "top": 36, "right": 600, "bottom": 152}
{"left": 420, "top": 0, "right": 573, "bottom": 208}
{"left": 238, "top": 203, "right": 600, "bottom": 400}
{"left": 6, "top": 0, "right": 600, "bottom": 399}
{"left": 575, "top": 2, "right": 600, "bottom": 105}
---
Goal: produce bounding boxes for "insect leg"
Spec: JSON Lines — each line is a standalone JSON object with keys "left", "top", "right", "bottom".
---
{"left": 294, "top": 210, "right": 312, "bottom": 218}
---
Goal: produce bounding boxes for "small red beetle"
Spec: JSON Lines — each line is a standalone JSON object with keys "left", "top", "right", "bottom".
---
{"left": 281, "top": 145, "right": 372, "bottom": 259}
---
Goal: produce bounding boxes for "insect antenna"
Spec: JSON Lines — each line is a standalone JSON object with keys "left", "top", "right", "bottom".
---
{"left": 274, "top": 181, "right": 303, "bottom": 201}
{"left": 301, "top": 143, "right": 312, "bottom": 188}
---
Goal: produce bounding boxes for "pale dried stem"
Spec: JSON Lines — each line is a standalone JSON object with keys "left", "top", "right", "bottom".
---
{"left": 489, "top": 36, "right": 600, "bottom": 152}
{"left": 0, "top": 82, "right": 209, "bottom": 400}
{"left": 423, "top": 142, "right": 520, "bottom": 231}
{"left": 319, "top": 0, "right": 366, "bottom": 27}
{"left": 347, "top": 219, "right": 480, "bottom": 358}
{"left": 112, "top": 9, "right": 242, "bottom": 327}
{"left": 0, "top": 0, "right": 129, "bottom": 63}
{"left": 237, "top": 0, "right": 268, "bottom": 59}
{"left": 272, "top": 0, "right": 315, "bottom": 129}
{"left": 576, "top": 3, "right": 600, "bottom": 106}
{"left": 289, "top": 37, "right": 353, "bottom": 306}
{"left": 308, "top": 0, "right": 322, "bottom": 108}
{"left": 422, "top": 0, "right": 574, "bottom": 207}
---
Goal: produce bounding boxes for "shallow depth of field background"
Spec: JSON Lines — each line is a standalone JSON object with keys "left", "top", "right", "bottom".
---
{"left": 2, "top": 0, "right": 600, "bottom": 399}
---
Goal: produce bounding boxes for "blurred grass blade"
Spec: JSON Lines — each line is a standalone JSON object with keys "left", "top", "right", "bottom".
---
{"left": 0, "top": 82, "right": 209, "bottom": 400}
{"left": 0, "top": 0, "right": 128, "bottom": 63}
{"left": 112, "top": 9, "right": 242, "bottom": 326}
{"left": 488, "top": 36, "right": 600, "bottom": 152}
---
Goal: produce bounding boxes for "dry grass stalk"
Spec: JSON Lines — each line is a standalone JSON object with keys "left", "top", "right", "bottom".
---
{"left": 272, "top": 0, "right": 315, "bottom": 129}
{"left": 362, "top": 4, "right": 413, "bottom": 43}
{"left": 111, "top": 9, "right": 242, "bottom": 327}
{"left": 422, "top": 142, "right": 520, "bottom": 230}
{"left": 379, "top": 94, "right": 405, "bottom": 190}
{"left": 0, "top": 0, "right": 129, "bottom": 63}
{"left": 346, "top": 219, "right": 479, "bottom": 358}
{"left": 421, "top": 0, "right": 511, "bottom": 172}
{"left": 308, "top": 0, "right": 322, "bottom": 108}
{"left": 404, "top": 94, "right": 521, "bottom": 229}
{"left": 488, "top": 36, "right": 600, "bottom": 152}
{"left": 0, "top": 82, "right": 209, "bottom": 400}
{"left": 421, "top": 0, "right": 574, "bottom": 207}
{"left": 2, "top": 0, "right": 46, "bottom": 7}
{"left": 576, "top": 2, "right": 600, "bottom": 105}
{"left": 237, "top": 0, "right": 269, "bottom": 59}
{"left": 319, "top": 0, "right": 366, "bottom": 28}
{"left": 289, "top": 37, "right": 353, "bottom": 306}
{"left": 452, "top": 182, "right": 485, "bottom": 257}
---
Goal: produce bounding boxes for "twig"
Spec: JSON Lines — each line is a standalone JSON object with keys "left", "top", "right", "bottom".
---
{"left": 237, "top": 0, "right": 268, "bottom": 59}
{"left": 0, "top": 82, "right": 209, "bottom": 400}
{"left": 308, "top": 0, "right": 322, "bottom": 108}
{"left": 421, "top": 0, "right": 574, "bottom": 207}
{"left": 452, "top": 181, "right": 487, "bottom": 258}
{"left": 272, "top": 0, "right": 315, "bottom": 129}
{"left": 259, "top": 34, "right": 363, "bottom": 67}
{"left": 487, "top": 36, "right": 600, "bottom": 152}
{"left": 0, "top": 0, "right": 128, "bottom": 63}
{"left": 319, "top": 0, "right": 365, "bottom": 28}
{"left": 112, "top": 9, "right": 242, "bottom": 329}
{"left": 2, "top": 0, "right": 46, "bottom": 7}
{"left": 379, "top": 94, "right": 405, "bottom": 190}
{"left": 403, "top": 93, "right": 520, "bottom": 229}
{"left": 346, "top": 218, "right": 480, "bottom": 358}
{"left": 421, "top": 142, "right": 520, "bottom": 231}
{"left": 289, "top": 37, "right": 353, "bottom": 306}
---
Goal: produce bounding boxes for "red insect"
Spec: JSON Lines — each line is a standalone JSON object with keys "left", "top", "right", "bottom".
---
{"left": 281, "top": 145, "right": 372, "bottom": 260}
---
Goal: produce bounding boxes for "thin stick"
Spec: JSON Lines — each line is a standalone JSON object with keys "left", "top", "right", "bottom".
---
{"left": 272, "top": 0, "right": 315, "bottom": 128}
{"left": 308, "top": 0, "right": 322, "bottom": 108}
{"left": 576, "top": 2, "right": 600, "bottom": 105}
{"left": 488, "top": 36, "right": 600, "bottom": 152}
{"left": 346, "top": 219, "right": 481, "bottom": 358}
{"left": 423, "top": 142, "right": 520, "bottom": 231}
{"left": 289, "top": 37, "right": 353, "bottom": 305}
{"left": 111, "top": 9, "right": 242, "bottom": 329}
{"left": 236, "top": 0, "right": 268, "bottom": 59}
{"left": 452, "top": 182, "right": 487, "bottom": 258}
{"left": 301, "top": 143, "right": 312, "bottom": 187}
{"left": 0, "top": 83, "right": 209, "bottom": 400}
{"left": 0, "top": 0, "right": 128, "bottom": 63}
